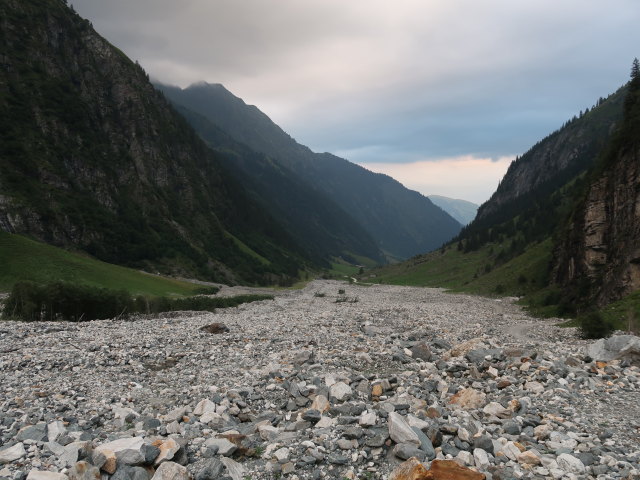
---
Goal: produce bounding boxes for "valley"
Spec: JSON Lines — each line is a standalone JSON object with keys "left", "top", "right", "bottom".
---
{"left": 1, "top": 1, "right": 640, "bottom": 479}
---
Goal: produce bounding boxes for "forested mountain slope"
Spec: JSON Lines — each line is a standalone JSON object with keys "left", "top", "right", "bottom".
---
{"left": 0, "top": 0, "right": 309, "bottom": 285}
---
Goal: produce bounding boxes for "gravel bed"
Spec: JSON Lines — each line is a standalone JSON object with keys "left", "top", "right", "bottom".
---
{"left": 0, "top": 280, "right": 638, "bottom": 479}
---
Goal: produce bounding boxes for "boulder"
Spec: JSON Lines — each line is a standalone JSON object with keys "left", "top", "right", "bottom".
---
{"left": 586, "top": 335, "right": 640, "bottom": 365}
{"left": 425, "top": 460, "right": 486, "bottom": 479}
{"left": 388, "top": 412, "right": 421, "bottom": 446}
{"left": 389, "top": 457, "right": 430, "bottom": 480}
{"left": 0, "top": 443, "right": 26, "bottom": 464}
{"left": 26, "top": 472, "right": 68, "bottom": 480}
{"left": 199, "top": 323, "right": 229, "bottom": 334}
{"left": 151, "top": 461, "right": 191, "bottom": 480}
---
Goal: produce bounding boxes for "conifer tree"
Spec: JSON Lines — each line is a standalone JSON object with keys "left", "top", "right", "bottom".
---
{"left": 631, "top": 57, "right": 640, "bottom": 80}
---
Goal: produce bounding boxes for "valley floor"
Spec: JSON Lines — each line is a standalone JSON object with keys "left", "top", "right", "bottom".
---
{"left": 0, "top": 281, "right": 638, "bottom": 479}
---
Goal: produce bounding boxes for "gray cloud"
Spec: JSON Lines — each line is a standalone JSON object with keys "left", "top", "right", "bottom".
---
{"left": 72, "top": 0, "right": 640, "bottom": 201}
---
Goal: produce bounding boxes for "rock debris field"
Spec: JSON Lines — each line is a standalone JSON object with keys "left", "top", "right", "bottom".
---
{"left": 0, "top": 280, "right": 639, "bottom": 480}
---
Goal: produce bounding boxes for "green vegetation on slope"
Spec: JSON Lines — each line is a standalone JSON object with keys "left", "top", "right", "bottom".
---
{"left": 369, "top": 239, "right": 551, "bottom": 297}
{"left": 0, "top": 0, "right": 309, "bottom": 286}
{"left": 0, "top": 232, "right": 205, "bottom": 296}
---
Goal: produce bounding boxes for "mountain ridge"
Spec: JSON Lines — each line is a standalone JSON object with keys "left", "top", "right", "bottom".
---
{"left": 157, "top": 82, "right": 463, "bottom": 260}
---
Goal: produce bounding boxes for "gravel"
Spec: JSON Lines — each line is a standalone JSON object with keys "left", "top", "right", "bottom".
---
{"left": 0, "top": 280, "right": 638, "bottom": 479}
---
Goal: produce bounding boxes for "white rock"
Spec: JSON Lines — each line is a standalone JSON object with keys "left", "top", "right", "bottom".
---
{"left": 26, "top": 472, "right": 68, "bottom": 480}
{"left": 483, "top": 401, "right": 510, "bottom": 418}
{"left": 193, "top": 399, "right": 217, "bottom": 415}
{"left": 47, "top": 421, "right": 66, "bottom": 443}
{"left": 96, "top": 436, "right": 144, "bottom": 454}
{"left": 456, "top": 450, "right": 474, "bottom": 466}
{"left": 473, "top": 448, "right": 490, "bottom": 469}
{"left": 0, "top": 443, "right": 26, "bottom": 464}
{"left": 457, "top": 427, "right": 471, "bottom": 442}
{"left": 329, "top": 382, "right": 352, "bottom": 401}
{"left": 406, "top": 414, "right": 430, "bottom": 431}
{"left": 204, "top": 438, "right": 236, "bottom": 456}
{"left": 273, "top": 447, "right": 290, "bottom": 463}
{"left": 151, "top": 461, "right": 190, "bottom": 480}
{"left": 359, "top": 411, "right": 377, "bottom": 427}
{"left": 586, "top": 334, "right": 640, "bottom": 363}
{"left": 525, "top": 381, "right": 544, "bottom": 394}
{"left": 557, "top": 453, "right": 586, "bottom": 474}
{"left": 388, "top": 412, "right": 420, "bottom": 446}
{"left": 315, "top": 416, "right": 336, "bottom": 428}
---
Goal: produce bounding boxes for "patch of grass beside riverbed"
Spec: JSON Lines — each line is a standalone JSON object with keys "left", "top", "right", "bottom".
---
{"left": 368, "top": 239, "right": 552, "bottom": 299}
{"left": 0, "top": 232, "right": 211, "bottom": 296}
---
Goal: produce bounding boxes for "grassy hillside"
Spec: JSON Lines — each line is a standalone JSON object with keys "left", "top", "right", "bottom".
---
{"left": 0, "top": 232, "right": 206, "bottom": 296}
{"left": 369, "top": 238, "right": 551, "bottom": 295}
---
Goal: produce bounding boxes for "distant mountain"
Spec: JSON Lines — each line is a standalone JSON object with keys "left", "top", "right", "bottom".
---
{"left": 428, "top": 195, "right": 478, "bottom": 225}
{"left": 173, "top": 104, "right": 384, "bottom": 266}
{"left": 0, "top": 0, "right": 310, "bottom": 285}
{"left": 157, "top": 83, "right": 462, "bottom": 260}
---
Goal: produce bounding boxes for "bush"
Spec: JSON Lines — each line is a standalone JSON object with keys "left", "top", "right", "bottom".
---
{"left": 579, "top": 311, "right": 615, "bottom": 339}
{"left": 192, "top": 286, "right": 221, "bottom": 295}
{"left": 2, "top": 281, "right": 272, "bottom": 322}
{"left": 3, "top": 281, "right": 132, "bottom": 322}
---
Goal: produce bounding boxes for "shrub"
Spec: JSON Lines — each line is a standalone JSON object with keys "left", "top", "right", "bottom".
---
{"left": 2, "top": 281, "right": 273, "bottom": 322}
{"left": 579, "top": 311, "right": 615, "bottom": 339}
{"left": 3, "top": 281, "right": 132, "bottom": 322}
{"left": 192, "top": 286, "right": 221, "bottom": 295}
{"left": 494, "top": 284, "right": 505, "bottom": 294}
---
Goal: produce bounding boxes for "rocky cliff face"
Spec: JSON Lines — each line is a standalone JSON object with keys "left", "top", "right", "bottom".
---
{"left": 0, "top": 0, "right": 305, "bottom": 284}
{"left": 554, "top": 75, "right": 640, "bottom": 306}
{"left": 554, "top": 146, "right": 640, "bottom": 305}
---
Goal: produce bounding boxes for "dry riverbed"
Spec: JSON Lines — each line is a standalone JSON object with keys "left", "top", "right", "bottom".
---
{"left": 0, "top": 280, "right": 638, "bottom": 479}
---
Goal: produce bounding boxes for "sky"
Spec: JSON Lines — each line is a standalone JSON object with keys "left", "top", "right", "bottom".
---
{"left": 72, "top": 0, "right": 640, "bottom": 204}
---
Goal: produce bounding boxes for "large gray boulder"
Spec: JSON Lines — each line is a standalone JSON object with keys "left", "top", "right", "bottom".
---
{"left": 586, "top": 335, "right": 640, "bottom": 365}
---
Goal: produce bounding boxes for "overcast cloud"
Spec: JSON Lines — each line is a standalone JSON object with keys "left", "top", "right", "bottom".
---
{"left": 72, "top": 0, "right": 640, "bottom": 203}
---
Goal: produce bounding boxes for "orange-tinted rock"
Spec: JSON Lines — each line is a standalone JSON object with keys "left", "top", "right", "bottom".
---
{"left": 101, "top": 450, "right": 117, "bottom": 474}
{"left": 425, "top": 460, "right": 486, "bottom": 480}
{"left": 425, "top": 407, "right": 441, "bottom": 419}
{"left": 372, "top": 384, "right": 383, "bottom": 397}
{"left": 388, "top": 457, "right": 430, "bottom": 480}
{"left": 449, "top": 388, "right": 486, "bottom": 409}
